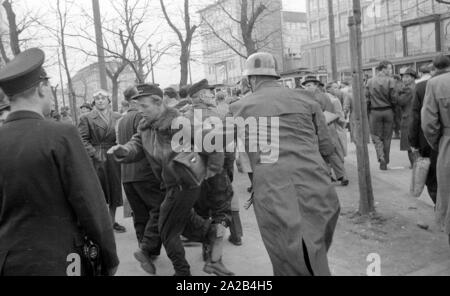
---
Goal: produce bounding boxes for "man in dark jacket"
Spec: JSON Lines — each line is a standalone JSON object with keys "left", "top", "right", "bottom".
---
{"left": 365, "top": 60, "right": 398, "bottom": 170}
{"left": 186, "top": 79, "right": 235, "bottom": 276}
{"left": 409, "top": 63, "right": 439, "bottom": 205}
{"left": 398, "top": 67, "right": 417, "bottom": 168}
{"left": 109, "top": 84, "right": 224, "bottom": 276}
{"left": 0, "top": 48, "right": 119, "bottom": 276}
{"left": 117, "top": 86, "right": 165, "bottom": 274}
{"left": 79, "top": 90, "right": 126, "bottom": 233}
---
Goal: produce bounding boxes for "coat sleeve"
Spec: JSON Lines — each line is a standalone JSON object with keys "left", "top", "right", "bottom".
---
{"left": 408, "top": 87, "right": 421, "bottom": 149}
{"left": 421, "top": 82, "right": 441, "bottom": 150}
{"left": 122, "top": 131, "right": 146, "bottom": 163}
{"left": 78, "top": 115, "right": 96, "bottom": 157}
{"left": 311, "top": 103, "right": 335, "bottom": 157}
{"left": 58, "top": 125, "right": 119, "bottom": 272}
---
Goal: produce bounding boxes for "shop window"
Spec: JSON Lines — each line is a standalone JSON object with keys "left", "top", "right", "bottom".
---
{"left": 406, "top": 22, "right": 436, "bottom": 56}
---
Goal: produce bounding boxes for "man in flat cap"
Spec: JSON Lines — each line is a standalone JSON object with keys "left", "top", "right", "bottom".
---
{"left": 186, "top": 79, "right": 235, "bottom": 276}
{"left": 78, "top": 90, "right": 126, "bottom": 233}
{"left": 117, "top": 85, "right": 165, "bottom": 275}
{"left": 0, "top": 48, "right": 119, "bottom": 276}
{"left": 398, "top": 67, "right": 417, "bottom": 168}
{"left": 109, "top": 83, "right": 226, "bottom": 276}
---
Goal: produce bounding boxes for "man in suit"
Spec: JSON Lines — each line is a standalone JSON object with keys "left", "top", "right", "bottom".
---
{"left": 78, "top": 90, "right": 126, "bottom": 233}
{"left": 117, "top": 86, "right": 165, "bottom": 275}
{"left": 0, "top": 48, "right": 119, "bottom": 276}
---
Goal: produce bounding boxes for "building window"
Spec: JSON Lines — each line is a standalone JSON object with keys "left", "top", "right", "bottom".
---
{"left": 319, "top": 18, "right": 328, "bottom": 39}
{"left": 339, "top": 12, "right": 348, "bottom": 36}
{"left": 406, "top": 22, "right": 436, "bottom": 56}
{"left": 442, "top": 18, "right": 450, "bottom": 52}
{"left": 402, "top": 0, "right": 417, "bottom": 21}
{"left": 362, "top": 5, "right": 375, "bottom": 30}
{"left": 310, "top": 21, "right": 319, "bottom": 41}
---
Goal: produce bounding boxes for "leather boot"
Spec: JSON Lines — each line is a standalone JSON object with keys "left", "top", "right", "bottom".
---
{"left": 134, "top": 249, "right": 156, "bottom": 275}
{"left": 203, "top": 223, "right": 234, "bottom": 276}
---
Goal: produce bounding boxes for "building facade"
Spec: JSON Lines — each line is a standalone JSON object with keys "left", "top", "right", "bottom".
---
{"left": 302, "top": 0, "right": 450, "bottom": 80}
{"left": 72, "top": 61, "right": 136, "bottom": 106}
{"left": 199, "top": 0, "right": 306, "bottom": 86}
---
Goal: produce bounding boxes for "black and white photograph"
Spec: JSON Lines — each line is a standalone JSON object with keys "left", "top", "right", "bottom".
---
{"left": 0, "top": 0, "right": 450, "bottom": 281}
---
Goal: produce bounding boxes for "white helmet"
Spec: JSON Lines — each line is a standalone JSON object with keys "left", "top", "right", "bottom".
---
{"left": 243, "top": 52, "right": 280, "bottom": 78}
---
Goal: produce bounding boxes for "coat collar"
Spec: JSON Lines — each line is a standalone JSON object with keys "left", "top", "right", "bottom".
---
{"left": 89, "top": 108, "right": 110, "bottom": 130}
{"left": 5, "top": 110, "right": 45, "bottom": 124}
{"left": 253, "top": 80, "right": 281, "bottom": 92}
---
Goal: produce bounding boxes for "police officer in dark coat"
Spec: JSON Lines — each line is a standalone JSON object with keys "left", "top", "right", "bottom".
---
{"left": 185, "top": 79, "right": 235, "bottom": 276}
{"left": 0, "top": 48, "right": 119, "bottom": 276}
{"left": 117, "top": 86, "right": 165, "bottom": 275}
{"left": 78, "top": 90, "right": 126, "bottom": 233}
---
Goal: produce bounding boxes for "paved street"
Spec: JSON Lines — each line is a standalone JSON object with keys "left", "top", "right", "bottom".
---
{"left": 114, "top": 135, "right": 450, "bottom": 276}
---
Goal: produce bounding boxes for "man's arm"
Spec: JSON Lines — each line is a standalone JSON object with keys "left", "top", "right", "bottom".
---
{"left": 422, "top": 82, "right": 441, "bottom": 150}
{"left": 78, "top": 115, "right": 96, "bottom": 157}
{"left": 311, "top": 103, "right": 335, "bottom": 157}
{"left": 58, "top": 126, "right": 119, "bottom": 274}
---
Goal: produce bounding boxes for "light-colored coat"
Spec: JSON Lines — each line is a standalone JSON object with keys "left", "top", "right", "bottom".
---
{"left": 230, "top": 81, "right": 340, "bottom": 276}
{"left": 422, "top": 71, "right": 450, "bottom": 235}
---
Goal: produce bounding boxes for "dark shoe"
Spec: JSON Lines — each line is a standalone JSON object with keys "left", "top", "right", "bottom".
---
{"left": 204, "top": 259, "right": 235, "bottom": 276}
{"left": 339, "top": 178, "right": 349, "bottom": 186}
{"left": 380, "top": 163, "right": 388, "bottom": 171}
{"left": 228, "top": 236, "right": 242, "bottom": 246}
{"left": 134, "top": 249, "right": 156, "bottom": 275}
{"left": 113, "top": 223, "right": 126, "bottom": 233}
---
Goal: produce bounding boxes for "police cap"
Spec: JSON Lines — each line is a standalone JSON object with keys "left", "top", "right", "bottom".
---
{"left": 131, "top": 83, "right": 164, "bottom": 100}
{"left": 188, "top": 79, "right": 215, "bottom": 97}
{"left": 0, "top": 48, "right": 49, "bottom": 97}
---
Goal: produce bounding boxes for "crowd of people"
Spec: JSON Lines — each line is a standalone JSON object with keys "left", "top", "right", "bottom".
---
{"left": 0, "top": 47, "right": 449, "bottom": 277}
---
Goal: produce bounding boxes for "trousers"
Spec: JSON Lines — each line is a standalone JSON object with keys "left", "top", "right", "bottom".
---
{"left": 159, "top": 186, "right": 210, "bottom": 276}
{"left": 195, "top": 171, "right": 233, "bottom": 227}
{"left": 123, "top": 180, "right": 165, "bottom": 255}
{"left": 370, "top": 109, "right": 394, "bottom": 164}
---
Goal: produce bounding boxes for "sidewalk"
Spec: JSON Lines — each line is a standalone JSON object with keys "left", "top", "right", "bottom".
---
{"left": 114, "top": 136, "right": 450, "bottom": 276}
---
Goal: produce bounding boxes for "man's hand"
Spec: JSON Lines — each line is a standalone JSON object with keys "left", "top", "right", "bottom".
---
{"left": 107, "top": 145, "right": 130, "bottom": 161}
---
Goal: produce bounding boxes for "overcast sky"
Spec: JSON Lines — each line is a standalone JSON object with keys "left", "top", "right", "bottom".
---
{"left": 1, "top": 0, "right": 306, "bottom": 89}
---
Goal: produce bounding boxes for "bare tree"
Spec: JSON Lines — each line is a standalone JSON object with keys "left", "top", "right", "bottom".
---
{"left": 160, "top": 0, "right": 198, "bottom": 87}
{"left": 71, "top": 0, "right": 172, "bottom": 108}
{"left": 200, "top": 0, "right": 281, "bottom": 58}
{"left": 0, "top": 0, "right": 43, "bottom": 62}
{"left": 37, "top": 0, "right": 78, "bottom": 123}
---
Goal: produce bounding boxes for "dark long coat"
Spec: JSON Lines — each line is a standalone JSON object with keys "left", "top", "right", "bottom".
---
{"left": 78, "top": 109, "right": 123, "bottom": 207}
{"left": 398, "top": 83, "right": 415, "bottom": 151}
{"left": 231, "top": 81, "right": 341, "bottom": 276}
{"left": 0, "top": 111, "right": 119, "bottom": 275}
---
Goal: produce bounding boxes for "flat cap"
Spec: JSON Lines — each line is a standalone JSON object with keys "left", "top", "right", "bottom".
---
{"left": 123, "top": 86, "right": 139, "bottom": 101}
{"left": 80, "top": 102, "right": 93, "bottom": 110}
{"left": 400, "top": 67, "right": 417, "bottom": 79}
{"left": 131, "top": 83, "right": 164, "bottom": 100}
{"left": 0, "top": 48, "right": 49, "bottom": 97}
{"left": 188, "top": 79, "right": 215, "bottom": 97}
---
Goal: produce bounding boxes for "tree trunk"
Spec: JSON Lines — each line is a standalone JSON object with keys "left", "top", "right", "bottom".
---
{"left": 180, "top": 44, "right": 189, "bottom": 87}
{"left": 0, "top": 36, "right": 10, "bottom": 63}
{"left": 2, "top": 0, "right": 21, "bottom": 56}
{"left": 111, "top": 78, "right": 119, "bottom": 112}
